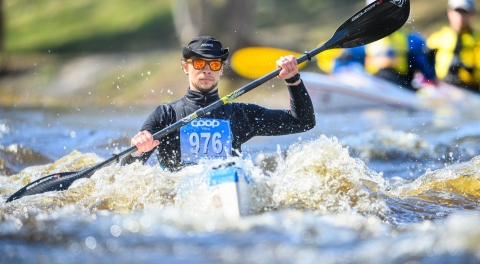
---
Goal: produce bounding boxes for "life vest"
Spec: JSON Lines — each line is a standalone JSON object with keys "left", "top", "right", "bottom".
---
{"left": 427, "top": 26, "right": 480, "bottom": 88}
{"left": 365, "top": 28, "right": 409, "bottom": 75}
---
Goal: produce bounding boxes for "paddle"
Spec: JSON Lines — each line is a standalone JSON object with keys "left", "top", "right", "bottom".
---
{"left": 6, "top": 0, "right": 410, "bottom": 203}
{"left": 231, "top": 45, "right": 344, "bottom": 78}
{"left": 231, "top": 47, "right": 307, "bottom": 79}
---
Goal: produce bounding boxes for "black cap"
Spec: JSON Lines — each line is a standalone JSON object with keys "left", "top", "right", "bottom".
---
{"left": 182, "top": 36, "right": 229, "bottom": 60}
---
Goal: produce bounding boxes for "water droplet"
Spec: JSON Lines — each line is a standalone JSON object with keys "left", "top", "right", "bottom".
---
{"left": 85, "top": 236, "right": 97, "bottom": 249}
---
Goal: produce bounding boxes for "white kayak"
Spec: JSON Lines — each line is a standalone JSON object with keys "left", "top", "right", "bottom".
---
{"left": 177, "top": 162, "right": 252, "bottom": 220}
{"left": 208, "top": 165, "right": 251, "bottom": 220}
{"left": 300, "top": 71, "right": 480, "bottom": 112}
{"left": 301, "top": 71, "right": 420, "bottom": 111}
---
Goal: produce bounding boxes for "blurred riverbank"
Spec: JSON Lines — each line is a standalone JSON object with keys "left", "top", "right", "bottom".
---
{"left": 2, "top": 0, "right": 478, "bottom": 110}
{"left": 0, "top": 50, "right": 303, "bottom": 110}
{"left": 0, "top": 51, "right": 202, "bottom": 108}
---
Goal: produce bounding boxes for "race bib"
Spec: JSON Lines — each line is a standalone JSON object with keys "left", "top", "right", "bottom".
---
{"left": 180, "top": 118, "right": 232, "bottom": 163}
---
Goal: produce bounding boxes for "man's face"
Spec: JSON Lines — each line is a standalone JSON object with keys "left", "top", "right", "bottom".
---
{"left": 447, "top": 8, "right": 474, "bottom": 32}
{"left": 182, "top": 57, "right": 224, "bottom": 93}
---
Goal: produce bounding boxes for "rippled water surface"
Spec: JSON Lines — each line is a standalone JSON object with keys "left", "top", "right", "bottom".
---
{"left": 1, "top": 96, "right": 480, "bottom": 263}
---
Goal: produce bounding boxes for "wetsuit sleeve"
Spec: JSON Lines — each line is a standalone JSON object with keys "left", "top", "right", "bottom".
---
{"left": 121, "top": 105, "right": 168, "bottom": 166}
{"left": 246, "top": 80, "right": 315, "bottom": 136}
{"left": 409, "top": 33, "right": 437, "bottom": 81}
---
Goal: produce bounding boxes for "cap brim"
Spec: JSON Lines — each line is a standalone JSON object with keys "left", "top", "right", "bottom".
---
{"left": 182, "top": 46, "right": 230, "bottom": 60}
{"left": 449, "top": 4, "right": 475, "bottom": 12}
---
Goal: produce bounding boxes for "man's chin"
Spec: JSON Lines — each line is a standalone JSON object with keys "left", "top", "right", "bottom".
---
{"left": 193, "top": 82, "right": 218, "bottom": 93}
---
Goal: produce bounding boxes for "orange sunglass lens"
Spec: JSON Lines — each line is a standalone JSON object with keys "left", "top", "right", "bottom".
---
{"left": 209, "top": 61, "right": 222, "bottom": 71}
{"left": 193, "top": 60, "right": 206, "bottom": 70}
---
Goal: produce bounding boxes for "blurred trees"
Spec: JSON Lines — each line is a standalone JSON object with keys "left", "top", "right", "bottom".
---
{"left": 2, "top": 0, "right": 468, "bottom": 54}
{"left": 169, "top": 0, "right": 365, "bottom": 52}
{"left": 170, "top": 0, "right": 253, "bottom": 52}
{"left": 0, "top": 0, "right": 3, "bottom": 51}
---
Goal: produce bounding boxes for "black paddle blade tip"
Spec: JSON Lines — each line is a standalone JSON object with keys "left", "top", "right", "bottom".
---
{"left": 325, "top": 0, "right": 411, "bottom": 50}
{"left": 5, "top": 171, "right": 81, "bottom": 203}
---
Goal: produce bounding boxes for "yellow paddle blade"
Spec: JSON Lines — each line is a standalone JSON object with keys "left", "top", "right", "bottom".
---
{"left": 316, "top": 41, "right": 343, "bottom": 73}
{"left": 231, "top": 47, "right": 305, "bottom": 79}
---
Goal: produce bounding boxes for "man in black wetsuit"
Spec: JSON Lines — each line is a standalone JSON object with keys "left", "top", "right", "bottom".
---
{"left": 121, "top": 36, "right": 315, "bottom": 170}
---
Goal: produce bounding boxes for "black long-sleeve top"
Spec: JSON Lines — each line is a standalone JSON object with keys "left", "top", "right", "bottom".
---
{"left": 122, "top": 80, "right": 315, "bottom": 170}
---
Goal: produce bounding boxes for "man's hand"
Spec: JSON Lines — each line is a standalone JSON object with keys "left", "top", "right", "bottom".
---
{"left": 276, "top": 55, "right": 301, "bottom": 85}
{"left": 131, "top": 130, "right": 160, "bottom": 157}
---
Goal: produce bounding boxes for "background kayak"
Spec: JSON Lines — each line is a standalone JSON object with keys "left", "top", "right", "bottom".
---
{"left": 301, "top": 70, "right": 480, "bottom": 112}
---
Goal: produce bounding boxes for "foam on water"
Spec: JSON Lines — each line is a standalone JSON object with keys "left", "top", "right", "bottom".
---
{"left": 1, "top": 136, "right": 390, "bottom": 220}
{"left": 341, "top": 129, "right": 435, "bottom": 161}
{"left": 390, "top": 156, "right": 480, "bottom": 201}
{"left": 269, "top": 135, "right": 388, "bottom": 215}
{"left": 1, "top": 134, "right": 480, "bottom": 263}
{"left": 1, "top": 205, "right": 479, "bottom": 263}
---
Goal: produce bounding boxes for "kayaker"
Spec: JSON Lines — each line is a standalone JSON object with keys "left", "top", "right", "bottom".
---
{"left": 364, "top": 26, "right": 438, "bottom": 91}
{"left": 330, "top": 0, "right": 438, "bottom": 91}
{"left": 121, "top": 36, "right": 315, "bottom": 170}
{"left": 427, "top": 0, "right": 479, "bottom": 93}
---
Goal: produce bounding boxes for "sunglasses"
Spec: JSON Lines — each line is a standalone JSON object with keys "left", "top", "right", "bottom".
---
{"left": 187, "top": 59, "right": 223, "bottom": 71}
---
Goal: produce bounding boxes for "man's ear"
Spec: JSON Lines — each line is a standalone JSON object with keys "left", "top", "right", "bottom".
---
{"left": 181, "top": 63, "right": 189, "bottom": 75}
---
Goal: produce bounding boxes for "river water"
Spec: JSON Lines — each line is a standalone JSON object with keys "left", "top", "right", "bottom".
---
{"left": 1, "top": 84, "right": 480, "bottom": 263}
